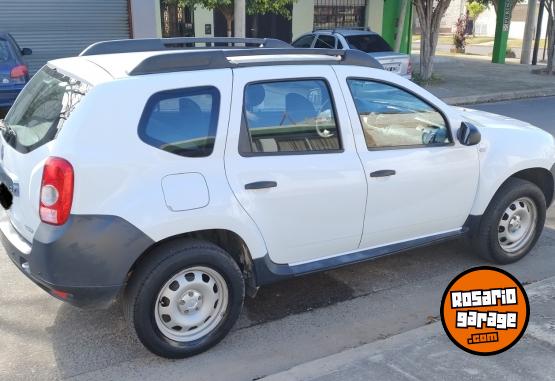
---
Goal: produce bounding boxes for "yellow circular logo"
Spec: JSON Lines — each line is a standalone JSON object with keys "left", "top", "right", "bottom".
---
{"left": 440, "top": 267, "right": 529, "bottom": 355}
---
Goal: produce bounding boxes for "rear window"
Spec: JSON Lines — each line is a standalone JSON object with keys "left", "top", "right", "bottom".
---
{"left": 138, "top": 86, "right": 220, "bottom": 157}
{"left": 346, "top": 34, "right": 392, "bottom": 53}
{"left": 0, "top": 39, "right": 13, "bottom": 63}
{"left": 2, "top": 66, "right": 89, "bottom": 153}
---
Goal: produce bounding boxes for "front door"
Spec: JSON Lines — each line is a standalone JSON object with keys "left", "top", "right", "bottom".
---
{"left": 224, "top": 66, "right": 367, "bottom": 265}
{"left": 334, "top": 66, "right": 480, "bottom": 249}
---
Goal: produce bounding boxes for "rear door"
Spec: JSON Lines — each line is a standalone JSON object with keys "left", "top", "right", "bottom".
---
{"left": 224, "top": 65, "right": 367, "bottom": 265}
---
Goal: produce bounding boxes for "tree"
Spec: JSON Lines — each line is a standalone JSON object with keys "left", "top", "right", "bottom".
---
{"left": 544, "top": 0, "right": 555, "bottom": 73}
{"left": 413, "top": 0, "right": 453, "bottom": 81}
{"left": 467, "top": 1, "right": 487, "bottom": 20}
{"left": 177, "top": 0, "right": 295, "bottom": 37}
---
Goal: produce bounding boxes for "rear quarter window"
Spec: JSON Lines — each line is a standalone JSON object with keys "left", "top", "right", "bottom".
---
{"left": 0, "top": 39, "right": 13, "bottom": 62}
{"left": 138, "top": 86, "right": 220, "bottom": 157}
{"left": 3, "top": 66, "right": 89, "bottom": 153}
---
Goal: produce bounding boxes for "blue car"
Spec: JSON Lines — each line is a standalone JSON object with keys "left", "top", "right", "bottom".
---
{"left": 0, "top": 32, "right": 32, "bottom": 109}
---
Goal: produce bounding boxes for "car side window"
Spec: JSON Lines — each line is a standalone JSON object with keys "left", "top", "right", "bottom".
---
{"left": 242, "top": 79, "right": 341, "bottom": 154}
{"left": 292, "top": 35, "right": 315, "bottom": 48}
{"left": 347, "top": 79, "right": 451, "bottom": 149}
{"left": 314, "top": 35, "right": 336, "bottom": 49}
{"left": 138, "top": 86, "right": 220, "bottom": 157}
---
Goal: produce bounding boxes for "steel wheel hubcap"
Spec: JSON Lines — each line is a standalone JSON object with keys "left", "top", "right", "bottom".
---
{"left": 155, "top": 266, "right": 229, "bottom": 342}
{"left": 497, "top": 197, "right": 537, "bottom": 254}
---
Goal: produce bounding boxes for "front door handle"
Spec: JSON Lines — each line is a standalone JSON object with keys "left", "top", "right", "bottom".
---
{"left": 245, "top": 181, "right": 278, "bottom": 190}
{"left": 370, "top": 170, "right": 396, "bottom": 178}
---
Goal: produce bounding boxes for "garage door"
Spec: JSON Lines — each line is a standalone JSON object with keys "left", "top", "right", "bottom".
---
{"left": 0, "top": 0, "right": 130, "bottom": 73}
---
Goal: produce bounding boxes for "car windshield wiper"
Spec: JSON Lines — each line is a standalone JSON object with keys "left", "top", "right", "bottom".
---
{"left": 0, "top": 119, "right": 17, "bottom": 142}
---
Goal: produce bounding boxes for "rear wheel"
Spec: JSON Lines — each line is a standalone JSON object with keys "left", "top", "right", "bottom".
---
{"left": 471, "top": 178, "right": 546, "bottom": 264}
{"left": 124, "top": 240, "right": 245, "bottom": 359}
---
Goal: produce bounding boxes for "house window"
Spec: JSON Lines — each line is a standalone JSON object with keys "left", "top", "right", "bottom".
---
{"left": 160, "top": 0, "right": 195, "bottom": 37}
{"left": 314, "top": 0, "right": 367, "bottom": 29}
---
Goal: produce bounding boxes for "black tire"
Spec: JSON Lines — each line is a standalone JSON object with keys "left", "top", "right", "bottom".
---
{"left": 123, "top": 239, "right": 245, "bottom": 359}
{"left": 471, "top": 178, "right": 546, "bottom": 264}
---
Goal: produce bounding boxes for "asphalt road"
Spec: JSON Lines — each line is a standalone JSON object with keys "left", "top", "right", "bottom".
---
{"left": 1, "top": 97, "right": 555, "bottom": 381}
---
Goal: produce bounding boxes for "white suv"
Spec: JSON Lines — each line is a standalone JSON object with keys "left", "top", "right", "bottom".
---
{"left": 1, "top": 37, "right": 554, "bottom": 359}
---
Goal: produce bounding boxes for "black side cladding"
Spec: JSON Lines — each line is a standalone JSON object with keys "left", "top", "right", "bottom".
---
{"left": 30, "top": 215, "right": 154, "bottom": 287}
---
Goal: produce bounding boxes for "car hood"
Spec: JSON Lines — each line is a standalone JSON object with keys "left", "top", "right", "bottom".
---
{"left": 456, "top": 106, "right": 545, "bottom": 133}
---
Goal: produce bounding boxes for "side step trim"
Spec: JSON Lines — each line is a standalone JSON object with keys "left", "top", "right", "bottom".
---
{"left": 253, "top": 229, "right": 467, "bottom": 286}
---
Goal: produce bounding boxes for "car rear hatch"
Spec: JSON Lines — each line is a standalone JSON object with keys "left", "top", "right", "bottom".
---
{"left": 0, "top": 66, "right": 90, "bottom": 243}
{"left": 369, "top": 52, "right": 411, "bottom": 76}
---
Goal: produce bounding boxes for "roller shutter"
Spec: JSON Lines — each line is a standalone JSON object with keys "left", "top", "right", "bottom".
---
{"left": 0, "top": 0, "right": 130, "bottom": 73}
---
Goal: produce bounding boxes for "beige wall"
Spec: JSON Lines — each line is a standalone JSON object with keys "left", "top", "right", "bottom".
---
{"left": 194, "top": 7, "right": 214, "bottom": 37}
{"left": 366, "top": 0, "right": 383, "bottom": 34}
{"left": 292, "top": 0, "right": 315, "bottom": 40}
{"left": 130, "top": 0, "right": 162, "bottom": 38}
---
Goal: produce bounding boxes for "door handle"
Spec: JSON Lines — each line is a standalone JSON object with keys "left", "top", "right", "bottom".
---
{"left": 245, "top": 181, "right": 278, "bottom": 190}
{"left": 370, "top": 170, "right": 396, "bottom": 178}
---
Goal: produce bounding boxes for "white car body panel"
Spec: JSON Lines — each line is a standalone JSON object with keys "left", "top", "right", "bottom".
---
{"left": 48, "top": 67, "right": 270, "bottom": 260}
{"left": 225, "top": 65, "right": 367, "bottom": 264}
{"left": 457, "top": 107, "right": 555, "bottom": 215}
{"left": 333, "top": 66, "right": 480, "bottom": 248}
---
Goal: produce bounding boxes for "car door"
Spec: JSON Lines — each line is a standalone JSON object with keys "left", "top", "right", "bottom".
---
{"left": 291, "top": 34, "right": 316, "bottom": 48}
{"left": 314, "top": 34, "right": 338, "bottom": 49}
{"left": 334, "top": 66, "right": 480, "bottom": 249}
{"left": 224, "top": 65, "right": 367, "bottom": 265}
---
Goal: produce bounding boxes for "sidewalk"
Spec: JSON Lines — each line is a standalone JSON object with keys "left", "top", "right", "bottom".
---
{"left": 263, "top": 276, "right": 555, "bottom": 381}
{"left": 414, "top": 55, "right": 555, "bottom": 105}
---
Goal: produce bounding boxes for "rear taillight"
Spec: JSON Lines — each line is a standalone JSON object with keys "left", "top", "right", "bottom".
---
{"left": 10, "top": 64, "right": 28, "bottom": 79}
{"left": 40, "top": 157, "right": 74, "bottom": 226}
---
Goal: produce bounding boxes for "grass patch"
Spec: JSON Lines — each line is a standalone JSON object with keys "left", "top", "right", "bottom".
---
{"left": 412, "top": 72, "right": 443, "bottom": 86}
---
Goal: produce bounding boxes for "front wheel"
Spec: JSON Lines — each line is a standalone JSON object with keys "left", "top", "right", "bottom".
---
{"left": 124, "top": 240, "right": 245, "bottom": 359}
{"left": 471, "top": 178, "right": 546, "bottom": 264}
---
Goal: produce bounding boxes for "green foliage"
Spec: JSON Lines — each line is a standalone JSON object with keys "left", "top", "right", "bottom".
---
{"left": 467, "top": 1, "right": 487, "bottom": 19}
{"left": 176, "top": 0, "right": 295, "bottom": 19}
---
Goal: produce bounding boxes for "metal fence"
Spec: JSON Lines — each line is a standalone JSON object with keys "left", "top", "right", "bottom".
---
{"left": 161, "top": 2, "right": 194, "bottom": 37}
{"left": 313, "top": 0, "right": 367, "bottom": 29}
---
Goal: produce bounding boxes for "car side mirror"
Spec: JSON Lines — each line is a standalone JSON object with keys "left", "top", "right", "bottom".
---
{"left": 21, "top": 48, "right": 32, "bottom": 56}
{"left": 457, "top": 121, "right": 481, "bottom": 146}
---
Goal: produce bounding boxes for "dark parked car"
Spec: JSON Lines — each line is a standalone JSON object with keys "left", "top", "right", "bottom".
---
{"left": 0, "top": 32, "right": 32, "bottom": 108}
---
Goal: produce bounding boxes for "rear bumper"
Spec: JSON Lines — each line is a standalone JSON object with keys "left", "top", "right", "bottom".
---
{"left": 0, "top": 212, "right": 154, "bottom": 309}
{"left": 0, "top": 85, "right": 24, "bottom": 108}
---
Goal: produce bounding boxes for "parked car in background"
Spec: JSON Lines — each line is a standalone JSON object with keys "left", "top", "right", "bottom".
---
{"left": 0, "top": 32, "right": 32, "bottom": 109}
{"left": 292, "top": 28, "right": 412, "bottom": 79}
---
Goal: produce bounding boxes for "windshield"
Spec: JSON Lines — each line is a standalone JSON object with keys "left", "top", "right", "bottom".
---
{"left": 346, "top": 34, "right": 393, "bottom": 53}
{"left": 2, "top": 66, "right": 89, "bottom": 153}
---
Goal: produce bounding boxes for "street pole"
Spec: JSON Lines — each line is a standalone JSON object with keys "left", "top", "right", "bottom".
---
{"left": 521, "top": 0, "right": 538, "bottom": 64}
{"left": 395, "top": 0, "right": 409, "bottom": 52}
{"left": 492, "top": 0, "right": 512, "bottom": 63}
{"left": 532, "top": 0, "right": 545, "bottom": 64}
{"left": 234, "top": 0, "right": 246, "bottom": 38}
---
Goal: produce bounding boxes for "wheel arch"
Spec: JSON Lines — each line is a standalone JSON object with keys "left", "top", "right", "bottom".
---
{"left": 509, "top": 167, "right": 554, "bottom": 207}
{"left": 127, "top": 229, "right": 259, "bottom": 295}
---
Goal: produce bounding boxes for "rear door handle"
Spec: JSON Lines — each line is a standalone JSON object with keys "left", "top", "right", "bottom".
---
{"left": 245, "top": 181, "right": 278, "bottom": 190}
{"left": 370, "top": 170, "right": 396, "bottom": 178}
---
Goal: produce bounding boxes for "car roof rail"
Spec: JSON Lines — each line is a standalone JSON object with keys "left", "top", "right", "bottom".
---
{"left": 313, "top": 26, "right": 372, "bottom": 33}
{"left": 80, "top": 37, "right": 292, "bottom": 56}
{"left": 128, "top": 48, "right": 383, "bottom": 76}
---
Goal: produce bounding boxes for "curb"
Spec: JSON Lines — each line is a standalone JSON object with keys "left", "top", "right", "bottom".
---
{"left": 443, "top": 88, "right": 555, "bottom": 106}
{"left": 262, "top": 275, "right": 555, "bottom": 381}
